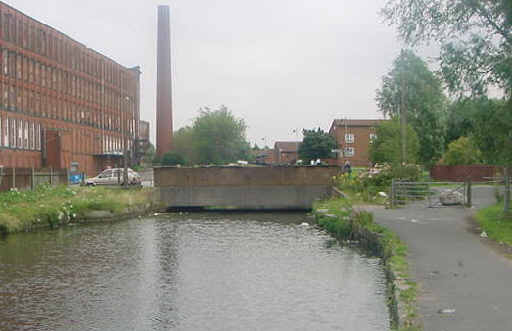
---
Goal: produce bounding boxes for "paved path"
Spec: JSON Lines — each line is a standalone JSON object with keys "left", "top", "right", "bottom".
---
{"left": 363, "top": 186, "right": 512, "bottom": 331}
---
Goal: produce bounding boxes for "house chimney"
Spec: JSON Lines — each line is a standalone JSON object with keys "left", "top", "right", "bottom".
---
{"left": 156, "top": 5, "right": 173, "bottom": 157}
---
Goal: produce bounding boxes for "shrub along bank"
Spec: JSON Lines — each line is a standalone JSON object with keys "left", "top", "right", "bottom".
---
{"left": 0, "top": 185, "right": 156, "bottom": 235}
{"left": 314, "top": 198, "right": 421, "bottom": 331}
{"left": 334, "top": 163, "right": 422, "bottom": 205}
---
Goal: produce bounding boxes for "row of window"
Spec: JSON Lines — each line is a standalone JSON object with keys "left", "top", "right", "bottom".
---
{"left": 343, "top": 133, "right": 378, "bottom": 144}
{"left": 0, "top": 81, "right": 135, "bottom": 134}
{"left": 0, "top": 115, "right": 131, "bottom": 155}
{"left": 0, "top": 7, "right": 131, "bottom": 89}
{"left": 0, "top": 116, "right": 41, "bottom": 150}
{"left": 0, "top": 48, "right": 134, "bottom": 110}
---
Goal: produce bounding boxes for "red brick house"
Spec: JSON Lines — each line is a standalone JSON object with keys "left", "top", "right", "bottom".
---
{"left": 255, "top": 149, "right": 274, "bottom": 165}
{"left": 329, "top": 119, "right": 386, "bottom": 167}
{"left": 273, "top": 141, "right": 300, "bottom": 164}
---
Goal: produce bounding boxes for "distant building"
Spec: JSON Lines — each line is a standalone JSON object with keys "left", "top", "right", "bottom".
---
{"left": 273, "top": 141, "right": 300, "bottom": 164}
{"left": 0, "top": 1, "right": 141, "bottom": 176}
{"left": 254, "top": 149, "right": 274, "bottom": 165}
{"left": 329, "top": 119, "right": 385, "bottom": 167}
{"left": 136, "top": 120, "right": 151, "bottom": 163}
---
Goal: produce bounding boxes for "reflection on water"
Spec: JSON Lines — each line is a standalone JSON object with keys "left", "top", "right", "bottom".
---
{"left": 0, "top": 213, "right": 389, "bottom": 331}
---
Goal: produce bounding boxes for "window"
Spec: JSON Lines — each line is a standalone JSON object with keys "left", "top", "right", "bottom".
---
{"left": 23, "top": 120, "right": 28, "bottom": 149}
{"left": 17, "top": 118, "right": 22, "bottom": 148}
{"left": 343, "top": 147, "right": 355, "bottom": 157}
{"left": 345, "top": 133, "right": 354, "bottom": 144}
{"left": 2, "top": 116, "right": 7, "bottom": 147}
{"left": 35, "top": 124, "right": 41, "bottom": 151}
{"left": 16, "top": 54, "right": 21, "bottom": 79}
{"left": 370, "top": 133, "right": 377, "bottom": 143}
{"left": 2, "top": 49, "right": 8, "bottom": 75}
{"left": 29, "top": 121, "right": 34, "bottom": 150}
{"left": 9, "top": 117, "right": 14, "bottom": 148}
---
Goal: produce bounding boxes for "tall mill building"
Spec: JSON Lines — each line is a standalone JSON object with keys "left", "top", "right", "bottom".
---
{"left": 0, "top": 1, "right": 140, "bottom": 176}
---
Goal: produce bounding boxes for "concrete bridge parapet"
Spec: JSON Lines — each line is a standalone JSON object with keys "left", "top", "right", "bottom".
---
{"left": 154, "top": 166, "right": 340, "bottom": 210}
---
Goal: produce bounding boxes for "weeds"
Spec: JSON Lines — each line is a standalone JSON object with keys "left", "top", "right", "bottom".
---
{"left": 314, "top": 198, "right": 421, "bottom": 331}
{"left": 475, "top": 203, "right": 512, "bottom": 246}
{"left": 0, "top": 185, "right": 153, "bottom": 234}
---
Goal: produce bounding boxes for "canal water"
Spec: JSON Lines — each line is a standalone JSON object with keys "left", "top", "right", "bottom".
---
{"left": 0, "top": 213, "right": 390, "bottom": 331}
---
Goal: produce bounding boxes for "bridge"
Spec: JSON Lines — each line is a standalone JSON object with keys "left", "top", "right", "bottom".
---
{"left": 153, "top": 166, "right": 340, "bottom": 210}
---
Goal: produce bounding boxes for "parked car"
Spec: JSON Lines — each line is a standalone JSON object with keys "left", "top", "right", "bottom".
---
{"left": 85, "top": 168, "right": 141, "bottom": 186}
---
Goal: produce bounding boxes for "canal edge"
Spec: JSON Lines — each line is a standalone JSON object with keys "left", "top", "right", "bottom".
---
{"left": 0, "top": 187, "right": 165, "bottom": 235}
{"left": 313, "top": 199, "right": 422, "bottom": 331}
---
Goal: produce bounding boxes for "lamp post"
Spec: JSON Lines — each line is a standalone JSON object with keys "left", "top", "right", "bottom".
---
{"left": 123, "top": 96, "right": 130, "bottom": 187}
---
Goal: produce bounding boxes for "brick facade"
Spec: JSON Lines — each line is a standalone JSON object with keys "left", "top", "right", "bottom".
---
{"left": 0, "top": 1, "right": 140, "bottom": 176}
{"left": 329, "top": 119, "right": 385, "bottom": 167}
{"left": 273, "top": 141, "right": 300, "bottom": 164}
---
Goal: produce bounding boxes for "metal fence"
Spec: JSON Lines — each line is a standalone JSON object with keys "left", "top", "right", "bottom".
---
{"left": 0, "top": 167, "right": 68, "bottom": 192}
{"left": 391, "top": 179, "right": 470, "bottom": 208}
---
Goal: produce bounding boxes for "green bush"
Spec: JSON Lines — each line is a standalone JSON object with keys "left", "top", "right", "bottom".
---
{"left": 441, "top": 136, "right": 482, "bottom": 165}
{"left": 335, "top": 163, "right": 422, "bottom": 203}
{"left": 161, "top": 152, "right": 187, "bottom": 166}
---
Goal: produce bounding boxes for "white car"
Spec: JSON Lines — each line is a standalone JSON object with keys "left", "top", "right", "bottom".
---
{"left": 85, "top": 168, "right": 141, "bottom": 186}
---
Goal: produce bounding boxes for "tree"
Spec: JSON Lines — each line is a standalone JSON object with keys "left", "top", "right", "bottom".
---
{"left": 171, "top": 106, "right": 251, "bottom": 165}
{"left": 471, "top": 99, "right": 512, "bottom": 165}
{"left": 298, "top": 128, "right": 336, "bottom": 163}
{"left": 382, "top": 0, "right": 512, "bottom": 96}
{"left": 441, "top": 137, "right": 482, "bottom": 166}
{"left": 445, "top": 98, "right": 481, "bottom": 146}
{"left": 141, "top": 143, "right": 155, "bottom": 166}
{"left": 376, "top": 50, "right": 447, "bottom": 167}
{"left": 161, "top": 152, "right": 186, "bottom": 166}
{"left": 445, "top": 97, "right": 505, "bottom": 148}
{"left": 172, "top": 126, "right": 198, "bottom": 165}
{"left": 382, "top": 0, "right": 512, "bottom": 213}
{"left": 192, "top": 106, "right": 251, "bottom": 164}
{"left": 369, "top": 119, "right": 420, "bottom": 165}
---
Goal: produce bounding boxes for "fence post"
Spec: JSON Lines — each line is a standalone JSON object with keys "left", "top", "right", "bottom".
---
{"left": 50, "top": 167, "right": 53, "bottom": 186}
{"left": 12, "top": 167, "right": 15, "bottom": 189}
{"left": 31, "top": 168, "right": 35, "bottom": 191}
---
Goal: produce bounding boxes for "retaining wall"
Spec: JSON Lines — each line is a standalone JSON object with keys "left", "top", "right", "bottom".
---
{"left": 154, "top": 166, "right": 340, "bottom": 210}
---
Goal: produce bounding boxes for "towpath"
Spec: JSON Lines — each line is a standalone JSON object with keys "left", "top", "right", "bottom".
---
{"left": 363, "top": 186, "right": 512, "bottom": 331}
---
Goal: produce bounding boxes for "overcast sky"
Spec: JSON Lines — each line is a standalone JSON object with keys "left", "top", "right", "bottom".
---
{"left": 5, "top": 0, "right": 431, "bottom": 146}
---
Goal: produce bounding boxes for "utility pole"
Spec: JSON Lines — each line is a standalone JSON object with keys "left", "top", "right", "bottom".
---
{"left": 123, "top": 97, "right": 130, "bottom": 187}
{"left": 400, "top": 69, "right": 407, "bottom": 168}
{"left": 505, "top": 166, "right": 510, "bottom": 216}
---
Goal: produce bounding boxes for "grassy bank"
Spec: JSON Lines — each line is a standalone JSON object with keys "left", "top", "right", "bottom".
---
{"left": 0, "top": 185, "right": 155, "bottom": 234}
{"left": 314, "top": 198, "right": 421, "bottom": 331}
{"left": 475, "top": 203, "right": 512, "bottom": 246}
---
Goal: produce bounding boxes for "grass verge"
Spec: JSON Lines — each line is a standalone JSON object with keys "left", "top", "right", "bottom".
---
{"left": 475, "top": 202, "right": 512, "bottom": 246}
{"left": 0, "top": 185, "right": 155, "bottom": 235}
{"left": 314, "top": 198, "right": 421, "bottom": 331}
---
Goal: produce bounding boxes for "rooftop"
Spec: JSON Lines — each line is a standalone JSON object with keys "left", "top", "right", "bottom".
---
{"left": 331, "top": 119, "right": 385, "bottom": 127}
{"left": 274, "top": 141, "right": 301, "bottom": 152}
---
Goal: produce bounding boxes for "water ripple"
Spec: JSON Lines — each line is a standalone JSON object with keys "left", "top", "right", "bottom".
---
{"left": 0, "top": 212, "right": 389, "bottom": 330}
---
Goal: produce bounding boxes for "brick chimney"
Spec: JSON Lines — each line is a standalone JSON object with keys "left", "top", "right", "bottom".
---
{"left": 156, "top": 5, "right": 173, "bottom": 157}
